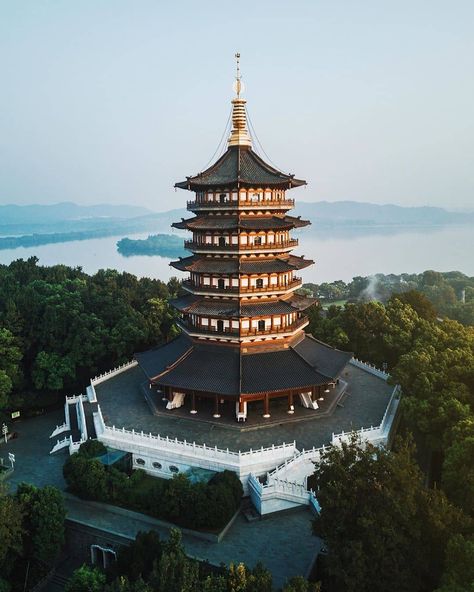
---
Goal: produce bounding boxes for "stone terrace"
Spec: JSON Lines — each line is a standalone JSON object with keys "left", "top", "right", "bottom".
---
{"left": 95, "top": 363, "right": 393, "bottom": 451}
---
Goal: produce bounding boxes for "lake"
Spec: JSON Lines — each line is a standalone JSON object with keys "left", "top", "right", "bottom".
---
{"left": 0, "top": 225, "right": 472, "bottom": 283}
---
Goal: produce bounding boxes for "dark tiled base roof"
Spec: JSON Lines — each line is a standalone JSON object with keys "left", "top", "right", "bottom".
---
{"left": 135, "top": 333, "right": 352, "bottom": 397}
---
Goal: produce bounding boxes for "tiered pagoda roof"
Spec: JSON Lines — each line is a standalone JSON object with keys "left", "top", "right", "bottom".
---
{"left": 175, "top": 144, "right": 306, "bottom": 191}
{"left": 134, "top": 56, "right": 352, "bottom": 420}
{"left": 172, "top": 214, "right": 310, "bottom": 231}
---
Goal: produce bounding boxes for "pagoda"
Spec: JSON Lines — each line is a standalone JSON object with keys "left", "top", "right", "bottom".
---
{"left": 136, "top": 56, "right": 351, "bottom": 421}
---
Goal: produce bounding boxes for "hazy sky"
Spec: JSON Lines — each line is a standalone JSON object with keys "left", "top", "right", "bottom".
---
{"left": 1, "top": 1, "right": 473, "bottom": 211}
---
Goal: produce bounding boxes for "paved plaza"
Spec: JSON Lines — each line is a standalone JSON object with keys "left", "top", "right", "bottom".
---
{"left": 96, "top": 362, "right": 393, "bottom": 450}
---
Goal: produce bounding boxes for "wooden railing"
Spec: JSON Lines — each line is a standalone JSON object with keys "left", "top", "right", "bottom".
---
{"left": 187, "top": 199, "right": 295, "bottom": 210}
{"left": 178, "top": 316, "right": 308, "bottom": 337}
{"left": 184, "top": 239, "right": 298, "bottom": 252}
{"left": 182, "top": 277, "right": 302, "bottom": 295}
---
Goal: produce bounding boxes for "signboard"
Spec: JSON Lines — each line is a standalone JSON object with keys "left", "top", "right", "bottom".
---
{"left": 11, "top": 411, "right": 20, "bottom": 419}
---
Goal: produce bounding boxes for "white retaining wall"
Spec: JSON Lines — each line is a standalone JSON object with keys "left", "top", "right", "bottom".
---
{"left": 93, "top": 405, "right": 297, "bottom": 492}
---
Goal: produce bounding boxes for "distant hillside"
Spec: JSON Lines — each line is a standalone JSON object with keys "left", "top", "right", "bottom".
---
{"left": 0, "top": 201, "right": 154, "bottom": 224}
{"left": 294, "top": 201, "right": 474, "bottom": 226}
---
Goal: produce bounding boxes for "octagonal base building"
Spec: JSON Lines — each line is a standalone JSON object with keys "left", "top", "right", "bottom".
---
{"left": 135, "top": 77, "right": 352, "bottom": 422}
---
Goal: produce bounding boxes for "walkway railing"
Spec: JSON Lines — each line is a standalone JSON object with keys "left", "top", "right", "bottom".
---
{"left": 350, "top": 357, "right": 389, "bottom": 380}
{"left": 94, "top": 404, "right": 296, "bottom": 470}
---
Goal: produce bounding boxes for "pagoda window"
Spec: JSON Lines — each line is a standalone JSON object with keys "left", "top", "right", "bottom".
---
{"left": 258, "top": 320, "right": 265, "bottom": 332}
{"left": 274, "top": 317, "right": 281, "bottom": 326}
{"left": 201, "top": 318, "right": 209, "bottom": 325}
{"left": 232, "top": 191, "right": 238, "bottom": 201}
{"left": 218, "top": 237, "right": 226, "bottom": 247}
{"left": 218, "top": 279, "right": 225, "bottom": 290}
{"left": 219, "top": 193, "right": 227, "bottom": 204}
{"left": 256, "top": 278, "right": 264, "bottom": 289}
{"left": 254, "top": 236, "right": 262, "bottom": 246}
{"left": 217, "top": 320, "right": 224, "bottom": 333}
{"left": 241, "top": 319, "right": 250, "bottom": 329}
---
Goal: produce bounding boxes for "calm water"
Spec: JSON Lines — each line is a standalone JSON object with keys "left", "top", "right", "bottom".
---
{"left": 0, "top": 225, "right": 472, "bottom": 283}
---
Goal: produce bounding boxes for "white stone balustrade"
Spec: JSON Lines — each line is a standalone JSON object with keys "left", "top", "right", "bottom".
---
{"left": 350, "top": 357, "right": 389, "bottom": 379}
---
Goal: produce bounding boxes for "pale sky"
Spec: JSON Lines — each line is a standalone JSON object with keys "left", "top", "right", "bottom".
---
{"left": 1, "top": 0, "right": 473, "bottom": 211}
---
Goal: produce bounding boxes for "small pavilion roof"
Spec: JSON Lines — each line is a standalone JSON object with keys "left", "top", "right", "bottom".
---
{"left": 135, "top": 333, "right": 352, "bottom": 396}
{"left": 170, "top": 254, "right": 313, "bottom": 274}
{"left": 175, "top": 146, "right": 306, "bottom": 191}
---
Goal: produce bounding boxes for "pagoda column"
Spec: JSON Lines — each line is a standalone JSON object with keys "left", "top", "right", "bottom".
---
{"left": 288, "top": 392, "right": 294, "bottom": 414}
{"left": 190, "top": 391, "right": 197, "bottom": 414}
{"left": 263, "top": 394, "right": 270, "bottom": 419}
{"left": 213, "top": 395, "right": 221, "bottom": 419}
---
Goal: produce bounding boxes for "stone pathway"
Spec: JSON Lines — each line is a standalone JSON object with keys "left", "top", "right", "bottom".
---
{"left": 66, "top": 496, "right": 320, "bottom": 590}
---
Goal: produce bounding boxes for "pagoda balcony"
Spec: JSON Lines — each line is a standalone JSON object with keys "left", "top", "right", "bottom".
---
{"left": 177, "top": 316, "right": 309, "bottom": 338}
{"left": 240, "top": 316, "right": 309, "bottom": 337}
{"left": 182, "top": 277, "right": 302, "bottom": 296}
{"left": 187, "top": 198, "right": 295, "bottom": 211}
{"left": 184, "top": 239, "right": 298, "bottom": 253}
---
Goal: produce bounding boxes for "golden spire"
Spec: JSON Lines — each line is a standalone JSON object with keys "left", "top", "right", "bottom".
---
{"left": 228, "top": 52, "right": 252, "bottom": 148}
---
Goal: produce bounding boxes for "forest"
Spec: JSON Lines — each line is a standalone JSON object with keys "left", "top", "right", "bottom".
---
{"left": 0, "top": 259, "right": 473, "bottom": 590}
{"left": 0, "top": 257, "right": 180, "bottom": 414}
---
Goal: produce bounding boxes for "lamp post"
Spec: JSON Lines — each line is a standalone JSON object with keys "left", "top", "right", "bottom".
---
{"left": 2, "top": 423, "right": 7, "bottom": 444}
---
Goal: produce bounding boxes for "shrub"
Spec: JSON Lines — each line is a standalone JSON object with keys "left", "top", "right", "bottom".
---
{"left": 78, "top": 439, "right": 107, "bottom": 459}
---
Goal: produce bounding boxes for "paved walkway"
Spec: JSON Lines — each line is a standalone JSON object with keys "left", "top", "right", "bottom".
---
{"left": 97, "top": 363, "right": 393, "bottom": 451}
{"left": 1, "top": 408, "right": 67, "bottom": 491}
{"left": 66, "top": 496, "right": 320, "bottom": 590}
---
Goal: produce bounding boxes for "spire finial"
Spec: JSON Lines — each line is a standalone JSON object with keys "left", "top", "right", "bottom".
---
{"left": 235, "top": 52, "right": 241, "bottom": 97}
{"left": 234, "top": 52, "right": 243, "bottom": 98}
{"left": 228, "top": 53, "right": 251, "bottom": 147}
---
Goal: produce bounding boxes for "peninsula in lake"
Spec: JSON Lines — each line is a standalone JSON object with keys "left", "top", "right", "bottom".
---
{"left": 117, "top": 234, "right": 185, "bottom": 258}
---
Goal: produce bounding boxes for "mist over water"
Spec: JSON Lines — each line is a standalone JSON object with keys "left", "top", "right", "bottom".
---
{"left": 0, "top": 225, "right": 472, "bottom": 283}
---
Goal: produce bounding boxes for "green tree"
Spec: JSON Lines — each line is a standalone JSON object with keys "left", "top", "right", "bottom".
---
{"left": 32, "top": 351, "right": 75, "bottom": 391}
{"left": 0, "top": 485, "right": 23, "bottom": 576}
{"left": 312, "top": 436, "right": 463, "bottom": 592}
{"left": 63, "top": 454, "right": 108, "bottom": 501}
{"left": 282, "top": 576, "right": 321, "bottom": 592}
{"left": 435, "top": 534, "right": 474, "bottom": 592}
{"left": 149, "top": 529, "right": 199, "bottom": 592}
{"left": 65, "top": 565, "right": 106, "bottom": 592}
{"left": 442, "top": 424, "right": 474, "bottom": 515}
{"left": 0, "top": 327, "right": 22, "bottom": 408}
{"left": 17, "top": 483, "right": 66, "bottom": 564}
{"left": 389, "top": 290, "right": 436, "bottom": 320}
